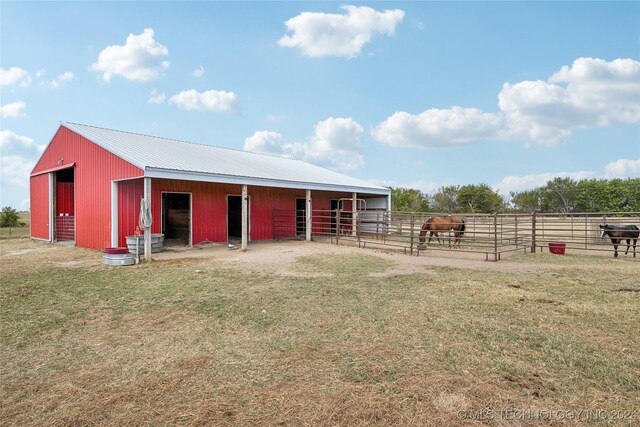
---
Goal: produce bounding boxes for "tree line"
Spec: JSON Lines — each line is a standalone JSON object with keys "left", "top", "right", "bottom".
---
{"left": 390, "top": 178, "right": 640, "bottom": 213}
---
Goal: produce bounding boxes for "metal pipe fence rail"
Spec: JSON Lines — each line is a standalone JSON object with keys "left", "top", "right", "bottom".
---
{"left": 273, "top": 210, "right": 640, "bottom": 261}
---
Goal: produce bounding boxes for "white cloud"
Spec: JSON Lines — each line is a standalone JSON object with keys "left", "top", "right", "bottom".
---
{"left": 43, "top": 71, "right": 77, "bottom": 89}
{"left": 148, "top": 89, "right": 166, "bottom": 104}
{"left": 0, "top": 130, "right": 43, "bottom": 151}
{"left": 193, "top": 65, "right": 205, "bottom": 78}
{"left": 0, "top": 155, "right": 36, "bottom": 188}
{"left": 373, "top": 57, "right": 640, "bottom": 148}
{"left": 0, "top": 101, "right": 27, "bottom": 118}
{"left": 498, "top": 59, "right": 640, "bottom": 145}
{"left": 244, "top": 117, "right": 364, "bottom": 172}
{"left": 604, "top": 158, "right": 640, "bottom": 178}
{"left": 303, "top": 117, "right": 364, "bottom": 171}
{"left": 278, "top": 5, "right": 405, "bottom": 58}
{"left": 90, "top": 28, "right": 170, "bottom": 82}
{"left": 0, "top": 66, "right": 31, "bottom": 87}
{"left": 168, "top": 89, "right": 238, "bottom": 113}
{"left": 372, "top": 107, "right": 505, "bottom": 148}
{"left": 244, "top": 130, "right": 285, "bottom": 154}
{"left": 0, "top": 130, "right": 44, "bottom": 190}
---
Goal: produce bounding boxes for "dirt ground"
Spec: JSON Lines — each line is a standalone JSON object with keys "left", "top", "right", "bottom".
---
{"left": 3, "top": 237, "right": 637, "bottom": 280}
{"left": 154, "top": 238, "right": 629, "bottom": 277}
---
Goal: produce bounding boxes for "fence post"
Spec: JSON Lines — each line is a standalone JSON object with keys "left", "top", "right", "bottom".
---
{"left": 514, "top": 215, "right": 518, "bottom": 247}
{"left": 336, "top": 208, "right": 340, "bottom": 246}
{"left": 357, "top": 210, "right": 361, "bottom": 248}
{"left": 410, "top": 213, "right": 415, "bottom": 255}
{"left": 493, "top": 212, "right": 498, "bottom": 261}
{"left": 531, "top": 211, "right": 537, "bottom": 253}
{"left": 584, "top": 216, "right": 588, "bottom": 249}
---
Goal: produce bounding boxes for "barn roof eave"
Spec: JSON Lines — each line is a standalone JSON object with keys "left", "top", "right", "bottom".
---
{"left": 143, "top": 167, "right": 391, "bottom": 196}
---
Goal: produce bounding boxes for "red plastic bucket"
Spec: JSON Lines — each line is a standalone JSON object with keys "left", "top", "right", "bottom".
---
{"left": 548, "top": 242, "right": 566, "bottom": 255}
{"left": 104, "top": 247, "right": 129, "bottom": 255}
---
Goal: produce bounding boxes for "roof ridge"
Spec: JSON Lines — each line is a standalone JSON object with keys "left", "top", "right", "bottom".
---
{"left": 62, "top": 121, "right": 303, "bottom": 163}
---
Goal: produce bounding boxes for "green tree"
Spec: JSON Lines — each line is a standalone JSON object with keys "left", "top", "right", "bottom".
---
{"left": 510, "top": 189, "right": 542, "bottom": 212}
{"left": 575, "top": 178, "right": 640, "bottom": 212}
{"left": 540, "top": 177, "right": 578, "bottom": 213}
{"left": 457, "top": 184, "right": 505, "bottom": 213}
{"left": 390, "top": 187, "right": 430, "bottom": 212}
{"left": 0, "top": 206, "right": 19, "bottom": 227}
{"left": 431, "top": 185, "right": 460, "bottom": 213}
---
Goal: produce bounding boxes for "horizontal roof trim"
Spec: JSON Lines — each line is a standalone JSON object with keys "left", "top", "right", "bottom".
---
{"left": 30, "top": 162, "right": 76, "bottom": 177}
{"left": 145, "top": 168, "right": 391, "bottom": 195}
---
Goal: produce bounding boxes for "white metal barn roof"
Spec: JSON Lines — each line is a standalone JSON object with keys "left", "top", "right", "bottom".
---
{"left": 63, "top": 122, "right": 389, "bottom": 195}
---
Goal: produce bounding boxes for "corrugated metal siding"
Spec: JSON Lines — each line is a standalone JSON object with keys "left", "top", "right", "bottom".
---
{"left": 249, "top": 187, "right": 306, "bottom": 239}
{"left": 151, "top": 179, "right": 241, "bottom": 244}
{"left": 148, "top": 179, "right": 352, "bottom": 244}
{"left": 117, "top": 179, "right": 144, "bottom": 246}
{"left": 31, "top": 127, "right": 143, "bottom": 249}
{"left": 55, "top": 182, "right": 74, "bottom": 215}
{"left": 30, "top": 174, "right": 49, "bottom": 240}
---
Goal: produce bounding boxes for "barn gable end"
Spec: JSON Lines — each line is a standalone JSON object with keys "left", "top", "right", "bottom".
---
{"left": 30, "top": 125, "right": 143, "bottom": 249}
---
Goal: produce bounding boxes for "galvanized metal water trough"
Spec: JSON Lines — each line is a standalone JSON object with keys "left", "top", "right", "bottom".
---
{"left": 125, "top": 233, "right": 165, "bottom": 254}
{"left": 103, "top": 247, "right": 135, "bottom": 266}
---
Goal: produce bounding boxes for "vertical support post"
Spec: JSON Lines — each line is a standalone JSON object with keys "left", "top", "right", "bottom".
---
{"left": 584, "top": 216, "right": 588, "bottom": 249}
{"left": 514, "top": 215, "right": 518, "bottom": 248}
{"left": 305, "top": 189, "right": 312, "bottom": 242}
{"left": 336, "top": 208, "right": 340, "bottom": 245}
{"left": 410, "top": 213, "right": 415, "bottom": 255}
{"left": 351, "top": 192, "right": 357, "bottom": 237}
{"left": 48, "top": 172, "right": 54, "bottom": 242}
{"left": 241, "top": 185, "right": 248, "bottom": 251}
{"left": 493, "top": 212, "right": 498, "bottom": 261}
{"left": 531, "top": 211, "right": 537, "bottom": 253}
{"left": 111, "top": 181, "right": 118, "bottom": 247}
{"left": 143, "top": 177, "right": 152, "bottom": 261}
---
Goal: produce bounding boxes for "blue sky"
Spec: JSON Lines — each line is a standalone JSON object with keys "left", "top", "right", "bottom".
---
{"left": 1, "top": 1, "right": 639, "bottom": 209}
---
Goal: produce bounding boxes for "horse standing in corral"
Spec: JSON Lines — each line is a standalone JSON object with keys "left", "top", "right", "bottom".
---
{"left": 418, "top": 216, "right": 466, "bottom": 249}
{"left": 599, "top": 224, "right": 639, "bottom": 258}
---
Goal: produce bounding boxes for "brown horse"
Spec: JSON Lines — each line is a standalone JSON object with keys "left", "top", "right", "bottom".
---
{"left": 418, "top": 216, "right": 465, "bottom": 249}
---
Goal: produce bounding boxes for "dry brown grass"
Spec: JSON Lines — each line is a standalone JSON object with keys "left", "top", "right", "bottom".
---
{"left": 1, "top": 238, "right": 639, "bottom": 426}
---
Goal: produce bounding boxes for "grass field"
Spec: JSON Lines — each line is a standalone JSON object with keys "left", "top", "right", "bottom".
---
{"left": 0, "top": 211, "right": 30, "bottom": 240}
{"left": 1, "top": 238, "right": 639, "bottom": 426}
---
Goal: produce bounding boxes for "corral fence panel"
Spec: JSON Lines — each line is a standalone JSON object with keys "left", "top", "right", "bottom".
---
{"left": 273, "top": 209, "right": 640, "bottom": 261}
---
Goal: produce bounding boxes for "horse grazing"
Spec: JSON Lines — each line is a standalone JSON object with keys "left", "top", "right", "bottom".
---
{"left": 599, "top": 224, "right": 639, "bottom": 258}
{"left": 418, "top": 216, "right": 466, "bottom": 249}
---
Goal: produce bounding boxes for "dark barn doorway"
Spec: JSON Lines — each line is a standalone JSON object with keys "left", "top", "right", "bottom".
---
{"left": 55, "top": 167, "right": 75, "bottom": 242}
{"left": 296, "top": 198, "right": 306, "bottom": 237}
{"left": 161, "top": 193, "right": 191, "bottom": 246}
{"left": 227, "top": 195, "right": 249, "bottom": 242}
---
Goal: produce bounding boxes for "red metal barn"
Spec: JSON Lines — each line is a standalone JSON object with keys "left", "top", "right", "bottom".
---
{"left": 30, "top": 123, "right": 390, "bottom": 250}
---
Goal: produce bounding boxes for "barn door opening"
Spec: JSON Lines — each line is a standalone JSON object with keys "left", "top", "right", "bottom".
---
{"left": 161, "top": 192, "right": 191, "bottom": 246}
{"left": 296, "top": 198, "right": 306, "bottom": 237}
{"left": 227, "top": 195, "right": 249, "bottom": 242}
{"left": 54, "top": 167, "right": 75, "bottom": 242}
